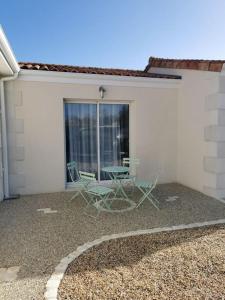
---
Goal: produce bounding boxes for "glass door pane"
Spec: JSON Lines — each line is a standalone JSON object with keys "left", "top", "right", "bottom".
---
{"left": 100, "top": 104, "right": 129, "bottom": 180}
{"left": 65, "top": 103, "right": 97, "bottom": 181}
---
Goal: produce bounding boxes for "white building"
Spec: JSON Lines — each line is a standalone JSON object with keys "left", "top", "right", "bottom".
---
{"left": 1, "top": 26, "right": 225, "bottom": 200}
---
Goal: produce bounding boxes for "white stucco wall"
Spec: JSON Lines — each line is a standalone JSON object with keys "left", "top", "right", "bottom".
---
{"left": 5, "top": 75, "right": 178, "bottom": 195}
{"left": 150, "top": 67, "right": 220, "bottom": 194}
{"left": 177, "top": 70, "right": 219, "bottom": 192}
{"left": 203, "top": 73, "right": 225, "bottom": 198}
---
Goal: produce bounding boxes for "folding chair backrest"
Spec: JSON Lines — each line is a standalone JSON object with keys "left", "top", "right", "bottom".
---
{"left": 67, "top": 161, "right": 80, "bottom": 182}
{"left": 122, "top": 158, "right": 140, "bottom": 175}
{"left": 79, "top": 171, "right": 96, "bottom": 182}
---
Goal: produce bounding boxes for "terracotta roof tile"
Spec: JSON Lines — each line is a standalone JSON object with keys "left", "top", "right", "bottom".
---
{"left": 18, "top": 62, "right": 181, "bottom": 80}
{"left": 145, "top": 57, "right": 225, "bottom": 72}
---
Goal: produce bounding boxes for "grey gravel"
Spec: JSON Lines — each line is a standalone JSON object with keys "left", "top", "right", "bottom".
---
{"left": 59, "top": 225, "right": 225, "bottom": 300}
{"left": 0, "top": 183, "right": 224, "bottom": 300}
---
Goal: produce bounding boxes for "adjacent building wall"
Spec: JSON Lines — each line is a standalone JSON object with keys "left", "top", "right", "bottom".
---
{"left": 177, "top": 70, "right": 219, "bottom": 193}
{"left": 5, "top": 77, "right": 178, "bottom": 195}
{"left": 204, "top": 73, "right": 225, "bottom": 198}
{"left": 150, "top": 67, "right": 220, "bottom": 195}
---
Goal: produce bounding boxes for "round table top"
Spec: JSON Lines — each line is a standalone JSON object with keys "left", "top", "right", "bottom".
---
{"left": 102, "top": 166, "right": 129, "bottom": 173}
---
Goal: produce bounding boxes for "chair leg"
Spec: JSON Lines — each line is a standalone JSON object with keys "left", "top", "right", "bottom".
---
{"left": 118, "top": 180, "right": 129, "bottom": 199}
{"left": 70, "top": 191, "right": 80, "bottom": 201}
{"left": 84, "top": 193, "right": 94, "bottom": 208}
{"left": 136, "top": 186, "right": 147, "bottom": 207}
{"left": 136, "top": 187, "right": 159, "bottom": 210}
{"left": 107, "top": 191, "right": 116, "bottom": 208}
{"left": 80, "top": 190, "right": 90, "bottom": 205}
{"left": 149, "top": 192, "right": 160, "bottom": 204}
{"left": 84, "top": 196, "right": 101, "bottom": 219}
{"left": 100, "top": 193, "right": 112, "bottom": 210}
{"left": 84, "top": 192, "right": 113, "bottom": 218}
{"left": 122, "top": 179, "right": 134, "bottom": 198}
{"left": 84, "top": 208, "right": 100, "bottom": 219}
{"left": 136, "top": 193, "right": 146, "bottom": 208}
{"left": 146, "top": 194, "right": 160, "bottom": 210}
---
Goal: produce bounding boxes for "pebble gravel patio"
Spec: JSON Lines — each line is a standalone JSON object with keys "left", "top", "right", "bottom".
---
{"left": 0, "top": 183, "right": 225, "bottom": 300}
{"left": 59, "top": 224, "right": 225, "bottom": 300}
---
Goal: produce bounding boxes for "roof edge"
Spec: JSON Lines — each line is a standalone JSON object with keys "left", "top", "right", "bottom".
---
{"left": 18, "top": 62, "right": 181, "bottom": 80}
{"left": 19, "top": 61, "right": 146, "bottom": 73}
{"left": 0, "top": 25, "right": 20, "bottom": 74}
{"left": 145, "top": 56, "right": 225, "bottom": 73}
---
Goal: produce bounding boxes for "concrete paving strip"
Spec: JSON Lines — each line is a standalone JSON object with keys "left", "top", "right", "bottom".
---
{"left": 37, "top": 208, "right": 58, "bottom": 214}
{"left": 165, "top": 195, "right": 179, "bottom": 202}
{"left": 0, "top": 266, "right": 20, "bottom": 282}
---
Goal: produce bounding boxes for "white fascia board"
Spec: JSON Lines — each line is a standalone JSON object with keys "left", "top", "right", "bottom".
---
{"left": 0, "top": 26, "right": 20, "bottom": 73}
{"left": 0, "top": 50, "right": 13, "bottom": 76}
{"left": 18, "top": 69, "right": 181, "bottom": 89}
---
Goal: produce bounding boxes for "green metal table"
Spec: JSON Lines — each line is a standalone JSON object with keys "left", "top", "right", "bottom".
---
{"left": 102, "top": 166, "right": 136, "bottom": 212}
{"left": 102, "top": 166, "right": 129, "bottom": 198}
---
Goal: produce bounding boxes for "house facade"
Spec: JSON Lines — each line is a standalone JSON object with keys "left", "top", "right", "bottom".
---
{"left": 1, "top": 27, "right": 225, "bottom": 200}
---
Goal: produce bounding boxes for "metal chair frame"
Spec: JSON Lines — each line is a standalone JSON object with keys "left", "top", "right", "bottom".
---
{"left": 135, "top": 177, "right": 160, "bottom": 209}
{"left": 67, "top": 161, "right": 95, "bottom": 204}
{"left": 116, "top": 158, "right": 140, "bottom": 194}
{"left": 74, "top": 171, "right": 114, "bottom": 218}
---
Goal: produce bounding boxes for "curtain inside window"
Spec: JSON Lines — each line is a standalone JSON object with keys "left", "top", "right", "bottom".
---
{"left": 65, "top": 103, "right": 97, "bottom": 181}
{"left": 100, "top": 104, "right": 129, "bottom": 180}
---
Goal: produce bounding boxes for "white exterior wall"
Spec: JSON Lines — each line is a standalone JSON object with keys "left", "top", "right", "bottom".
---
{"left": 150, "top": 67, "right": 220, "bottom": 194}
{"left": 204, "top": 74, "right": 225, "bottom": 198}
{"left": 5, "top": 74, "right": 178, "bottom": 195}
{"left": 177, "top": 70, "right": 219, "bottom": 192}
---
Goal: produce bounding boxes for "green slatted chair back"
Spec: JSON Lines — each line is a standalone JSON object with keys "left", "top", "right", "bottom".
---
{"left": 79, "top": 171, "right": 96, "bottom": 182}
{"left": 122, "top": 158, "right": 140, "bottom": 175}
{"left": 67, "top": 161, "right": 80, "bottom": 182}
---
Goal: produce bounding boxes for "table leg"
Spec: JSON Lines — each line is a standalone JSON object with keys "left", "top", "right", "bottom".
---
{"left": 111, "top": 173, "right": 129, "bottom": 199}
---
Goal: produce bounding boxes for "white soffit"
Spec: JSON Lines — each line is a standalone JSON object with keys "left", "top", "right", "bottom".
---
{"left": 18, "top": 69, "right": 181, "bottom": 89}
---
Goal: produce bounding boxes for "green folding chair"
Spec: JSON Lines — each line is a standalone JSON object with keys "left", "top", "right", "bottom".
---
{"left": 116, "top": 157, "right": 140, "bottom": 194}
{"left": 86, "top": 186, "right": 116, "bottom": 217}
{"left": 135, "top": 177, "right": 160, "bottom": 209}
{"left": 77, "top": 171, "right": 115, "bottom": 218}
{"left": 67, "top": 162, "right": 95, "bottom": 204}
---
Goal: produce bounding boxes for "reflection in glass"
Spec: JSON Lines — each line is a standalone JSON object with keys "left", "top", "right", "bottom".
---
{"left": 100, "top": 104, "right": 129, "bottom": 180}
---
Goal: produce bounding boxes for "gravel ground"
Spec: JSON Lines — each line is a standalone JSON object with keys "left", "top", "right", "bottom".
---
{"left": 0, "top": 183, "right": 225, "bottom": 300}
{"left": 59, "top": 225, "right": 225, "bottom": 300}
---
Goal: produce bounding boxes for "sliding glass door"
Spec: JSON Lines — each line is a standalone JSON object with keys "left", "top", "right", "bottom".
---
{"left": 65, "top": 102, "right": 129, "bottom": 182}
{"left": 99, "top": 104, "right": 129, "bottom": 180}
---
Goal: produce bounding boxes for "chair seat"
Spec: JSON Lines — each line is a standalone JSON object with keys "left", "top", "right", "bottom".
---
{"left": 135, "top": 180, "right": 153, "bottom": 189}
{"left": 87, "top": 185, "right": 114, "bottom": 196}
